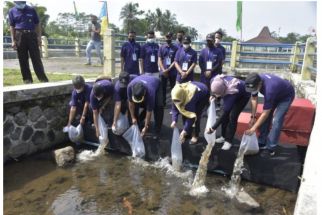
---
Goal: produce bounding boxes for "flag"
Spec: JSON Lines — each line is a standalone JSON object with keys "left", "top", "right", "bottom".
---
{"left": 236, "top": 1, "right": 242, "bottom": 32}
{"left": 99, "top": 1, "right": 108, "bottom": 36}
{"left": 73, "top": 1, "right": 78, "bottom": 18}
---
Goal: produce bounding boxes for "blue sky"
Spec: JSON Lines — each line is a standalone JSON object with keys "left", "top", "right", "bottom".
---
{"left": 26, "top": 0, "right": 317, "bottom": 40}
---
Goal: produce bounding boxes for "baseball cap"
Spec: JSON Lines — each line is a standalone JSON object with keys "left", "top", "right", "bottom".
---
{"left": 183, "top": 36, "right": 191, "bottom": 44}
{"left": 119, "top": 72, "right": 130, "bottom": 88}
{"left": 245, "top": 73, "right": 261, "bottom": 92}
{"left": 206, "top": 34, "right": 214, "bottom": 41}
{"left": 132, "top": 82, "right": 146, "bottom": 103}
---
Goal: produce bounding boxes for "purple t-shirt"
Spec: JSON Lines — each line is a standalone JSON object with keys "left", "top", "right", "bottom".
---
{"left": 90, "top": 80, "right": 114, "bottom": 110}
{"left": 8, "top": 5, "right": 39, "bottom": 30}
{"left": 216, "top": 43, "right": 226, "bottom": 60}
{"left": 214, "top": 76, "right": 251, "bottom": 113}
{"left": 199, "top": 47, "right": 223, "bottom": 85}
{"left": 158, "top": 43, "right": 178, "bottom": 77}
{"left": 127, "top": 75, "right": 160, "bottom": 111}
{"left": 140, "top": 43, "right": 159, "bottom": 74}
{"left": 172, "top": 82, "right": 209, "bottom": 132}
{"left": 254, "top": 74, "right": 295, "bottom": 110}
{"left": 70, "top": 84, "right": 92, "bottom": 110}
{"left": 114, "top": 74, "right": 137, "bottom": 102}
{"left": 120, "top": 41, "right": 140, "bottom": 75}
{"left": 174, "top": 47, "right": 197, "bottom": 83}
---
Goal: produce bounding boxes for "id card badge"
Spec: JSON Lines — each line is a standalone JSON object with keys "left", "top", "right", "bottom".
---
{"left": 150, "top": 55, "right": 156, "bottom": 62}
{"left": 166, "top": 57, "right": 171, "bottom": 66}
{"left": 132, "top": 53, "right": 137, "bottom": 61}
{"left": 182, "top": 62, "right": 188, "bottom": 71}
{"left": 207, "top": 61, "right": 212, "bottom": 70}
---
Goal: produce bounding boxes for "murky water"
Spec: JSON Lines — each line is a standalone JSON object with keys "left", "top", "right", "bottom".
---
{"left": 4, "top": 152, "right": 297, "bottom": 215}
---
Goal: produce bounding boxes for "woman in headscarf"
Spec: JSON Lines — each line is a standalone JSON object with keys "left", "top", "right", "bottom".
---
{"left": 207, "top": 75, "right": 250, "bottom": 150}
{"left": 171, "top": 81, "right": 209, "bottom": 144}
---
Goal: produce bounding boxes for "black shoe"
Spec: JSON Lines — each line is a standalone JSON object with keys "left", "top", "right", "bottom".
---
{"left": 23, "top": 80, "right": 33, "bottom": 84}
{"left": 260, "top": 149, "right": 275, "bottom": 157}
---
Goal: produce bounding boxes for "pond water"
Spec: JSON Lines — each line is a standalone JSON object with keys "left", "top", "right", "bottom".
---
{"left": 4, "top": 152, "right": 297, "bottom": 215}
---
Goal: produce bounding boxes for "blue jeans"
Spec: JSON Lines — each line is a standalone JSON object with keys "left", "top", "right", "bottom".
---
{"left": 258, "top": 96, "right": 294, "bottom": 150}
{"left": 86, "top": 40, "right": 103, "bottom": 64}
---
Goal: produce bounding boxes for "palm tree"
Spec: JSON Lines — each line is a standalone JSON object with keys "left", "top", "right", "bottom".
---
{"left": 119, "top": 3, "right": 144, "bottom": 33}
{"left": 162, "top": 10, "right": 178, "bottom": 33}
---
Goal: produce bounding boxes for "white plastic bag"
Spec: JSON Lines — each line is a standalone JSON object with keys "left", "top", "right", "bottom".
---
{"left": 98, "top": 114, "right": 108, "bottom": 145}
{"left": 113, "top": 114, "right": 129, "bottom": 135}
{"left": 122, "top": 124, "right": 145, "bottom": 158}
{"left": 204, "top": 99, "right": 217, "bottom": 145}
{"left": 63, "top": 124, "right": 84, "bottom": 144}
{"left": 239, "top": 133, "right": 259, "bottom": 155}
{"left": 171, "top": 127, "right": 182, "bottom": 170}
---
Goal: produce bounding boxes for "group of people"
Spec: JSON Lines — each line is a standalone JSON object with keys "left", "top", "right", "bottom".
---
{"left": 67, "top": 29, "right": 295, "bottom": 157}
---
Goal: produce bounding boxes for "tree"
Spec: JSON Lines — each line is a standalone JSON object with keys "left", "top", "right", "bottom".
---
{"left": 278, "top": 32, "right": 300, "bottom": 44}
{"left": 119, "top": 3, "right": 144, "bottom": 33}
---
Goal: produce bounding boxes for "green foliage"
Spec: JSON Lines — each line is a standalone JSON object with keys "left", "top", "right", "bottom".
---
{"left": 271, "top": 31, "right": 313, "bottom": 44}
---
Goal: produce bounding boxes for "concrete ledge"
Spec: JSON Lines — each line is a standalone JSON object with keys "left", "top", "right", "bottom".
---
{"left": 290, "top": 74, "right": 316, "bottom": 106}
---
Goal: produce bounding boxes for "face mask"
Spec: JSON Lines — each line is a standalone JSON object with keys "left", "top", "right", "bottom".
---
{"left": 207, "top": 41, "right": 214, "bottom": 47}
{"left": 166, "top": 39, "right": 172, "bottom": 44}
{"left": 128, "top": 38, "right": 135, "bottom": 42}
{"left": 15, "top": 3, "right": 26, "bottom": 9}
{"left": 183, "top": 44, "right": 190, "bottom": 49}
{"left": 147, "top": 38, "right": 155, "bottom": 43}
{"left": 177, "top": 36, "right": 183, "bottom": 42}
{"left": 76, "top": 89, "right": 83, "bottom": 93}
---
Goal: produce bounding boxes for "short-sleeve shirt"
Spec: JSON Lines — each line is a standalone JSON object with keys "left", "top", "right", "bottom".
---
{"left": 114, "top": 74, "right": 138, "bottom": 102}
{"left": 120, "top": 41, "right": 141, "bottom": 75}
{"left": 172, "top": 82, "right": 209, "bottom": 131}
{"left": 174, "top": 47, "right": 197, "bottom": 83}
{"left": 198, "top": 47, "right": 223, "bottom": 85}
{"left": 253, "top": 74, "right": 295, "bottom": 110}
{"left": 216, "top": 44, "right": 226, "bottom": 60}
{"left": 90, "top": 80, "right": 114, "bottom": 110}
{"left": 140, "top": 43, "right": 159, "bottom": 74}
{"left": 158, "top": 43, "right": 178, "bottom": 77}
{"left": 70, "top": 84, "right": 92, "bottom": 110}
{"left": 127, "top": 75, "right": 160, "bottom": 111}
{"left": 8, "top": 5, "right": 39, "bottom": 30}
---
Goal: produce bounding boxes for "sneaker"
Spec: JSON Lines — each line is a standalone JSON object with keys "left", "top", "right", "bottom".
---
{"left": 221, "top": 141, "right": 232, "bottom": 150}
{"left": 84, "top": 62, "right": 91, "bottom": 66}
{"left": 215, "top": 136, "right": 225, "bottom": 144}
{"left": 269, "top": 149, "right": 276, "bottom": 156}
{"left": 260, "top": 149, "right": 275, "bottom": 157}
{"left": 259, "top": 145, "right": 267, "bottom": 150}
{"left": 23, "top": 80, "right": 33, "bottom": 84}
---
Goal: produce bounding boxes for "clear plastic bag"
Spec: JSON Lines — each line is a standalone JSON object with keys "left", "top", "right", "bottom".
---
{"left": 239, "top": 133, "right": 259, "bottom": 155}
{"left": 63, "top": 124, "right": 84, "bottom": 144}
{"left": 98, "top": 114, "right": 108, "bottom": 145}
{"left": 204, "top": 99, "right": 217, "bottom": 145}
{"left": 113, "top": 114, "right": 129, "bottom": 135}
{"left": 171, "top": 127, "right": 182, "bottom": 170}
{"left": 122, "top": 124, "right": 145, "bottom": 158}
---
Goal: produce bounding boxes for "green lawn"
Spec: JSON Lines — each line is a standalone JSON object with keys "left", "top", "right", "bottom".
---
{"left": 3, "top": 69, "right": 100, "bottom": 86}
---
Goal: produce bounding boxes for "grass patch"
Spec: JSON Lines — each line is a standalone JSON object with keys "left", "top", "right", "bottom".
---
{"left": 3, "top": 69, "right": 100, "bottom": 86}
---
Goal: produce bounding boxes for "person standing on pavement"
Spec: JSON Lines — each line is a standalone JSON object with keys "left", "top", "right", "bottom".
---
{"left": 214, "top": 31, "right": 226, "bottom": 74}
{"left": 139, "top": 31, "right": 159, "bottom": 77}
{"left": 120, "top": 31, "right": 141, "bottom": 75}
{"left": 85, "top": 15, "right": 103, "bottom": 66}
{"left": 8, "top": 1, "right": 49, "bottom": 84}
{"left": 175, "top": 30, "right": 185, "bottom": 49}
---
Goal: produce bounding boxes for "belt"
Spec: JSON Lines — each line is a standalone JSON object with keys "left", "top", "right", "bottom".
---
{"left": 16, "top": 29, "right": 34, "bottom": 33}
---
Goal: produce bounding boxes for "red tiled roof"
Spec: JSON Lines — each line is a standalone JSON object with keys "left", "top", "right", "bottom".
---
{"left": 246, "top": 26, "right": 281, "bottom": 43}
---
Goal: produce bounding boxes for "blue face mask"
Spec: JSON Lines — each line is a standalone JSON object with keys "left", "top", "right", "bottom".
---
{"left": 15, "top": 3, "right": 26, "bottom": 9}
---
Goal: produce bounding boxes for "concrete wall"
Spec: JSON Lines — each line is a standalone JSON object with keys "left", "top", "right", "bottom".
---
{"left": 3, "top": 81, "right": 75, "bottom": 161}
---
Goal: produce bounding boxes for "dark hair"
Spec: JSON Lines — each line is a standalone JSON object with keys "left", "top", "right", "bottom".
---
{"left": 147, "top": 30, "right": 155, "bottom": 35}
{"left": 215, "top": 30, "right": 223, "bottom": 38}
{"left": 93, "top": 82, "right": 105, "bottom": 98}
{"left": 128, "top": 30, "right": 136, "bottom": 34}
{"left": 177, "top": 30, "right": 185, "bottom": 34}
{"left": 72, "top": 75, "right": 85, "bottom": 89}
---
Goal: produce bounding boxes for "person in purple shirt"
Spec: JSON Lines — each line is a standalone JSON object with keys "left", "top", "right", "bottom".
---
{"left": 139, "top": 31, "right": 159, "bottom": 77}
{"left": 245, "top": 73, "right": 295, "bottom": 156}
{"left": 174, "top": 36, "right": 197, "bottom": 83}
{"left": 171, "top": 81, "right": 209, "bottom": 144}
{"left": 112, "top": 72, "right": 137, "bottom": 132}
{"left": 66, "top": 75, "right": 92, "bottom": 127}
{"left": 8, "top": 1, "right": 48, "bottom": 84}
{"left": 214, "top": 31, "right": 226, "bottom": 74}
{"left": 120, "top": 31, "right": 140, "bottom": 75}
{"left": 199, "top": 34, "right": 223, "bottom": 88}
{"left": 175, "top": 30, "right": 185, "bottom": 49}
{"left": 158, "top": 32, "right": 178, "bottom": 105}
{"left": 90, "top": 78, "right": 114, "bottom": 138}
{"left": 128, "top": 75, "right": 164, "bottom": 137}
{"left": 207, "top": 75, "right": 250, "bottom": 150}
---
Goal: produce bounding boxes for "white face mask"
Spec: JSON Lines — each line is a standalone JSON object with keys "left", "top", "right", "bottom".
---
{"left": 215, "top": 38, "right": 221, "bottom": 44}
{"left": 76, "top": 89, "right": 83, "bottom": 93}
{"left": 96, "top": 96, "right": 103, "bottom": 101}
{"left": 15, "top": 3, "right": 26, "bottom": 9}
{"left": 147, "top": 38, "right": 155, "bottom": 43}
{"left": 183, "top": 44, "right": 190, "bottom": 49}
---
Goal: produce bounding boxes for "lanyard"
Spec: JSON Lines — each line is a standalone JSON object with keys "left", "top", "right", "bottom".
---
{"left": 128, "top": 42, "right": 137, "bottom": 53}
{"left": 207, "top": 48, "right": 213, "bottom": 61}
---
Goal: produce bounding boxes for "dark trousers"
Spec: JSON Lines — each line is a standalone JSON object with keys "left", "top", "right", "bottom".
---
{"left": 221, "top": 96, "right": 249, "bottom": 143}
{"left": 134, "top": 81, "right": 164, "bottom": 134}
{"left": 161, "top": 74, "right": 176, "bottom": 106}
{"left": 15, "top": 31, "right": 48, "bottom": 83}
